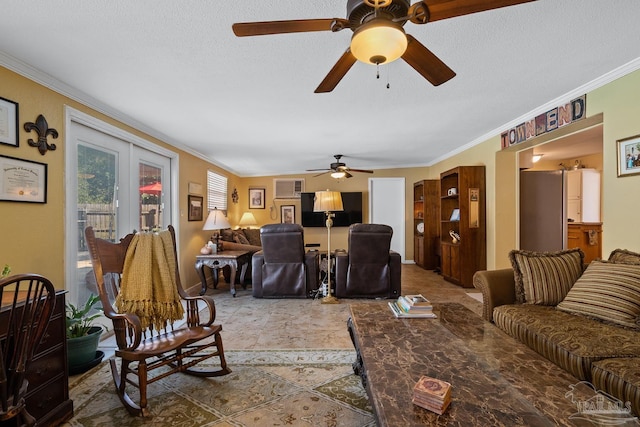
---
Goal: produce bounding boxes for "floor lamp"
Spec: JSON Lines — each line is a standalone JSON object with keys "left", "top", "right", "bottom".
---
{"left": 313, "top": 190, "right": 343, "bottom": 304}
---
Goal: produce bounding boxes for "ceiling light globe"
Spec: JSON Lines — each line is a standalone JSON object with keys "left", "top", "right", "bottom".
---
{"left": 331, "top": 171, "right": 347, "bottom": 179}
{"left": 350, "top": 20, "right": 407, "bottom": 65}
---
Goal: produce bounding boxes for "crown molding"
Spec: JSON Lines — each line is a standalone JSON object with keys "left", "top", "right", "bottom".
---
{"left": 0, "top": 50, "right": 239, "bottom": 175}
{"left": 428, "top": 56, "right": 640, "bottom": 166}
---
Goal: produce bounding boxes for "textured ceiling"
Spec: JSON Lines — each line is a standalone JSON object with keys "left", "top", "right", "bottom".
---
{"left": 1, "top": 1, "right": 639, "bottom": 177}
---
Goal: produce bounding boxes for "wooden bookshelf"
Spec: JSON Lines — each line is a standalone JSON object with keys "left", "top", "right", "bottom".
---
{"left": 439, "top": 166, "right": 486, "bottom": 287}
{"left": 413, "top": 180, "right": 440, "bottom": 269}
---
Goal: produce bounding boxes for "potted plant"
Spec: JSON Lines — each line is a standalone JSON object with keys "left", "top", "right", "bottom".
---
{"left": 66, "top": 294, "right": 105, "bottom": 374}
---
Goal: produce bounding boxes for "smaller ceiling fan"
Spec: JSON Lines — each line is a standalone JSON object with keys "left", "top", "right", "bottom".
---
{"left": 307, "top": 155, "right": 374, "bottom": 178}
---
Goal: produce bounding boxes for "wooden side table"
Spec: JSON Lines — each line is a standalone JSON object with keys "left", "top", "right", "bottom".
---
{"left": 195, "top": 250, "right": 250, "bottom": 297}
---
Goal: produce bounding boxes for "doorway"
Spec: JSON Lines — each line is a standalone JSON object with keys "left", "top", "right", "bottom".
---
{"left": 65, "top": 108, "right": 177, "bottom": 308}
{"left": 368, "top": 177, "right": 406, "bottom": 261}
{"left": 517, "top": 123, "right": 603, "bottom": 255}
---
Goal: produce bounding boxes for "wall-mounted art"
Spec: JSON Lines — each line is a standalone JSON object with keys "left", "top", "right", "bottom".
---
{"left": 24, "top": 114, "right": 58, "bottom": 155}
{"left": 188, "top": 195, "right": 203, "bottom": 221}
{"left": 0, "top": 97, "right": 19, "bottom": 147}
{"left": 0, "top": 155, "right": 47, "bottom": 203}
{"left": 249, "top": 188, "right": 265, "bottom": 209}
{"left": 617, "top": 134, "right": 640, "bottom": 177}
{"left": 281, "top": 205, "right": 295, "bottom": 224}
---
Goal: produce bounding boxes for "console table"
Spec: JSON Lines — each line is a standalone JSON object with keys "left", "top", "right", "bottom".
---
{"left": 195, "top": 250, "right": 250, "bottom": 296}
{"left": 348, "top": 302, "right": 601, "bottom": 426}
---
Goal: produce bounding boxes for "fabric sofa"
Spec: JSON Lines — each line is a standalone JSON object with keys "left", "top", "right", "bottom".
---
{"left": 473, "top": 248, "right": 640, "bottom": 416}
{"left": 217, "top": 228, "right": 262, "bottom": 282}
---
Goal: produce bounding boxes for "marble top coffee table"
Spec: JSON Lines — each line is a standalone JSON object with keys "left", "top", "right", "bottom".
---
{"left": 348, "top": 302, "right": 605, "bottom": 426}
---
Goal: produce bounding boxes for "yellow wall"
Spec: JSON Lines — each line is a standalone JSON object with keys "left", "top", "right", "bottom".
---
{"left": 0, "top": 66, "right": 241, "bottom": 289}
{"left": 2, "top": 64, "right": 640, "bottom": 290}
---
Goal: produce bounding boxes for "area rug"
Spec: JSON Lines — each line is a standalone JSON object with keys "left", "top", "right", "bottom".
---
{"left": 64, "top": 349, "right": 375, "bottom": 427}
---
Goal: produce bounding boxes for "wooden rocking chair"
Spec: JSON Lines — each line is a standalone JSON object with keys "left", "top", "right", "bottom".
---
{"left": 85, "top": 225, "right": 230, "bottom": 417}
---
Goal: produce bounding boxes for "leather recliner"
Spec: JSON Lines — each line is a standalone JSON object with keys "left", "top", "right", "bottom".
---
{"left": 252, "top": 224, "right": 319, "bottom": 298}
{"left": 335, "top": 223, "right": 401, "bottom": 298}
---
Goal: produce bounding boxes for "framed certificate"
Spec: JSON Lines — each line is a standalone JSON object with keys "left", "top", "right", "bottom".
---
{"left": 0, "top": 155, "right": 47, "bottom": 203}
{"left": 0, "top": 97, "right": 19, "bottom": 147}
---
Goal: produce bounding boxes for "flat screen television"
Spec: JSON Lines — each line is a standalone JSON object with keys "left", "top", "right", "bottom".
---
{"left": 301, "top": 192, "right": 363, "bottom": 227}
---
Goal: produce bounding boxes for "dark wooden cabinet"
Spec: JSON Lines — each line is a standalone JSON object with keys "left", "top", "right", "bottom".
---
{"left": 440, "top": 166, "right": 486, "bottom": 287}
{"left": 1, "top": 290, "right": 74, "bottom": 426}
{"left": 567, "top": 222, "right": 602, "bottom": 264}
{"left": 413, "top": 180, "right": 440, "bottom": 270}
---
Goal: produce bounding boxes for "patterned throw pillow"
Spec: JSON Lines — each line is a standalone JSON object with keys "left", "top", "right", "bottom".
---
{"left": 557, "top": 260, "right": 640, "bottom": 329}
{"left": 608, "top": 249, "right": 640, "bottom": 265}
{"left": 509, "top": 248, "right": 584, "bottom": 305}
{"left": 242, "top": 228, "right": 262, "bottom": 247}
{"left": 232, "top": 230, "right": 250, "bottom": 245}
{"left": 220, "top": 228, "right": 234, "bottom": 242}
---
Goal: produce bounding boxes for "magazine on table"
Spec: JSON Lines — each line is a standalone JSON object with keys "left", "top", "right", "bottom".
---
{"left": 388, "top": 300, "right": 437, "bottom": 318}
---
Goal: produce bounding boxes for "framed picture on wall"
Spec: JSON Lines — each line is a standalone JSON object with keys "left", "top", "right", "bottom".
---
{"left": 281, "top": 205, "right": 295, "bottom": 224}
{"left": 617, "top": 134, "right": 640, "bottom": 177}
{"left": 249, "top": 188, "right": 265, "bottom": 209}
{"left": 0, "top": 155, "right": 47, "bottom": 203}
{"left": 188, "top": 195, "right": 203, "bottom": 221}
{"left": 0, "top": 96, "right": 19, "bottom": 147}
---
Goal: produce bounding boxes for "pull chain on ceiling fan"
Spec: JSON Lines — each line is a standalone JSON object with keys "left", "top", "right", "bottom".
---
{"left": 232, "top": 0, "right": 536, "bottom": 93}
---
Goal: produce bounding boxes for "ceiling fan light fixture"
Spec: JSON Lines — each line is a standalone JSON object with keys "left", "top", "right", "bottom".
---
{"left": 350, "top": 19, "right": 407, "bottom": 65}
{"left": 331, "top": 171, "right": 347, "bottom": 179}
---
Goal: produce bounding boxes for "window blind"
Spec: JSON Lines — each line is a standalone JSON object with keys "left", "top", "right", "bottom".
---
{"left": 207, "top": 170, "right": 227, "bottom": 211}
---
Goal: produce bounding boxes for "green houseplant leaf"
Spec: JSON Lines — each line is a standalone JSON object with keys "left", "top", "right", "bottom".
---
{"left": 66, "top": 294, "right": 106, "bottom": 338}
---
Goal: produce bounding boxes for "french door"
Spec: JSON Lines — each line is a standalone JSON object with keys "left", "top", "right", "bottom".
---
{"left": 65, "top": 110, "right": 175, "bottom": 308}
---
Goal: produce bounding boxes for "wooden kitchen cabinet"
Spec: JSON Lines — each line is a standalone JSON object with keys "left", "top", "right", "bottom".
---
{"left": 567, "top": 223, "right": 602, "bottom": 264}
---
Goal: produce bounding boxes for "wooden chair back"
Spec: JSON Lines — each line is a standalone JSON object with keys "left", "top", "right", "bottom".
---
{"left": 0, "top": 274, "right": 55, "bottom": 426}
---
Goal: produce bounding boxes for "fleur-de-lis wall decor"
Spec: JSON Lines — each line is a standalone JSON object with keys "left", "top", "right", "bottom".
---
{"left": 232, "top": 188, "right": 239, "bottom": 204}
{"left": 24, "top": 114, "right": 58, "bottom": 155}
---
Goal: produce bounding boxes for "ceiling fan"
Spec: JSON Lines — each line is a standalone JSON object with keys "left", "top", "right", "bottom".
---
{"left": 307, "top": 154, "right": 374, "bottom": 179}
{"left": 232, "top": 0, "right": 536, "bottom": 93}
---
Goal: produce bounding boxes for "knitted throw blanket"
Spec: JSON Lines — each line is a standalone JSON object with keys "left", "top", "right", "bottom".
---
{"left": 116, "top": 230, "right": 184, "bottom": 331}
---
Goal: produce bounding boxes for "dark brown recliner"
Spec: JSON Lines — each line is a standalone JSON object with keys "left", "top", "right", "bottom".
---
{"left": 252, "top": 224, "right": 319, "bottom": 298}
{"left": 335, "top": 223, "right": 401, "bottom": 298}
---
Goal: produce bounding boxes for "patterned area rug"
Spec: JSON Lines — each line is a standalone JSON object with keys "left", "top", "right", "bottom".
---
{"left": 64, "top": 349, "right": 375, "bottom": 427}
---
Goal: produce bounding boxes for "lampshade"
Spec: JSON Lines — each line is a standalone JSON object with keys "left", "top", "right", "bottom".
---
{"left": 238, "top": 212, "right": 257, "bottom": 228}
{"left": 203, "top": 208, "right": 231, "bottom": 231}
{"left": 313, "top": 190, "right": 344, "bottom": 213}
{"left": 350, "top": 19, "right": 407, "bottom": 65}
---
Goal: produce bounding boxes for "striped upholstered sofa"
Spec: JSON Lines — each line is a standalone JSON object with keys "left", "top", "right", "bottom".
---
{"left": 473, "top": 248, "right": 640, "bottom": 416}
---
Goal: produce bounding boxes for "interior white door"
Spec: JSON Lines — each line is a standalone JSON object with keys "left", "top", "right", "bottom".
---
{"left": 368, "top": 177, "right": 406, "bottom": 262}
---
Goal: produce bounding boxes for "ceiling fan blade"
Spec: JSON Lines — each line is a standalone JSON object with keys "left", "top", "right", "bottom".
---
{"left": 344, "top": 171, "right": 353, "bottom": 179}
{"left": 315, "top": 49, "right": 357, "bottom": 93}
{"left": 425, "top": 0, "right": 536, "bottom": 22}
{"left": 348, "top": 168, "right": 374, "bottom": 174}
{"left": 306, "top": 168, "right": 331, "bottom": 172}
{"left": 232, "top": 19, "right": 348, "bottom": 37}
{"left": 313, "top": 171, "right": 331, "bottom": 178}
{"left": 402, "top": 35, "right": 456, "bottom": 86}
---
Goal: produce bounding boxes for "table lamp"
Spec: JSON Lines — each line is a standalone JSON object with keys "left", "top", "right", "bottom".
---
{"left": 203, "top": 207, "right": 231, "bottom": 252}
{"left": 238, "top": 212, "right": 257, "bottom": 229}
{"left": 313, "top": 190, "right": 343, "bottom": 304}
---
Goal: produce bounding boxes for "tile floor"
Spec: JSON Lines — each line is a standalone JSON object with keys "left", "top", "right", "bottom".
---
{"left": 98, "top": 264, "right": 483, "bottom": 356}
